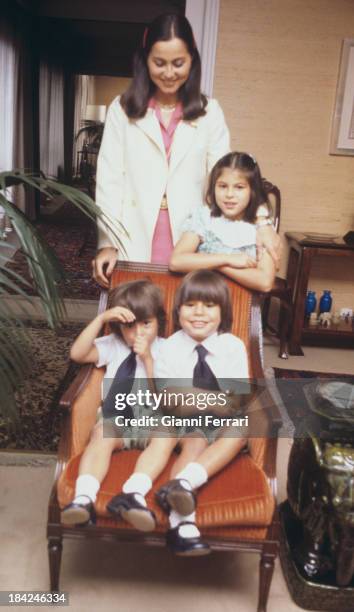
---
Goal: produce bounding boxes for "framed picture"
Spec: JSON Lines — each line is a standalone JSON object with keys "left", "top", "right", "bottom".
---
{"left": 330, "top": 38, "right": 354, "bottom": 156}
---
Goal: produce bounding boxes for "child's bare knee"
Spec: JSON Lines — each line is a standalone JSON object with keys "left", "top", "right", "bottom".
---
{"left": 180, "top": 435, "right": 208, "bottom": 453}
{"left": 89, "top": 422, "right": 104, "bottom": 442}
{"left": 149, "top": 436, "right": 178, "bottom": 450}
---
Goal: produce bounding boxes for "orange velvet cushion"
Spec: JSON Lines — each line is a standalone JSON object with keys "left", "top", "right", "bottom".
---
{"left": 58, "top": 449, "right": 274, "bottom": 529}
{"left": 84, "top": 516, "right": 269, "bottom": 542}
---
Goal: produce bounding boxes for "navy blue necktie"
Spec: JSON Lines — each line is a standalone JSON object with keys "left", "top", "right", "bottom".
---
{"left": 193, "top": 344, "right": 220, "bottom": 391}
{"left": 102, "top": 350, "right": 137, "bottom": 420}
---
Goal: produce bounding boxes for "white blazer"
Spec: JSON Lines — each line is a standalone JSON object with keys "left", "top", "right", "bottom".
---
{"left": 95, "top": 96, "right": 230, "bottom": 262}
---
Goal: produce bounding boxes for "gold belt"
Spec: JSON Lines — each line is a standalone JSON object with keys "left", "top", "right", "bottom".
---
{"left": 160, "top": 194, "right": 168, "bottom": 210}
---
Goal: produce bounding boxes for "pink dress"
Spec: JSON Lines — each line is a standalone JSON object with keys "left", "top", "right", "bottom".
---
{"left": 149, "top": 99, "right": 182, "bottom": 264}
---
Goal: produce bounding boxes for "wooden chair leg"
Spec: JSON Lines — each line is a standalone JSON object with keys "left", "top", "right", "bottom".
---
{"left": 48, "top": 536, "right": 63, "bottom": 591}
{"left": 278, "top": 291, "right": 293, "bottom": 359}
{"left": 257, "top": 551, "right": 276, "bottom": 612}
{"left": 278, "top": 304, "right": 290, "bottom": 359}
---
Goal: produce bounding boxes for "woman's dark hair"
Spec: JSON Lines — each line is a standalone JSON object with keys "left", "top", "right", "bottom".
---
{"left": 206, "top": 151, "right": 271, "bottom": 222}
{"left": 173, "top": 270, "right": 233, "bottom": 334}
{"left": 120, "top": 13, "right": 207, "bottom": 120}
{"left": 108, "top": 279, "right": 166, "bottom": 337}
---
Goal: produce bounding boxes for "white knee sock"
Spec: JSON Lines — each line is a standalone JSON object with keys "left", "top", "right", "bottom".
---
{"left": 175, "top": 462, "right": 208, "bottom": 490}
{"left": 169, "top": 510, "right": 200, "bottom": 538}
{"left": 122, "top": 472, "right": 152, "bottom": 507}
{"left": 74, "top": 474, "right": 100, "bottom": 504}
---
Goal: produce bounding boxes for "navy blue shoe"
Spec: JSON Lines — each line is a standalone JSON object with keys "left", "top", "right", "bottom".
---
{"left": 61, "top": 496, "right": 96, "bottom": 526}
{"left": 155, "top": 479, "right": 196, "bottom": 515}
{"left": 166, "top": 522, "right": 211, "bottom": 556}
{"left": 107, "top": 492, "right": 156, "bottom": 532}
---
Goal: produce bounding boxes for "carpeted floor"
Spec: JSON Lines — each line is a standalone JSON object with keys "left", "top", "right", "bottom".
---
{"left": 5, "top": 201, "right": 100, "bottom": 300}
{"left": 273, "top": 368, "right": 354, "bottom": 429}
{"left": 0, "top": 320, "right": 84, "bottom": 451}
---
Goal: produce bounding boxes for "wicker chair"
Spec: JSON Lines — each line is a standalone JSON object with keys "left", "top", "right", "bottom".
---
{"left": 47, "top": 262, "right": 282, "bottom": 612}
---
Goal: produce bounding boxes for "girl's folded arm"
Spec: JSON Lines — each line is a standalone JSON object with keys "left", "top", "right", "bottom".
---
{"left": 169, "top": 232, "right": 229, "bottom": 272}
{"left": 220, "top": 250, "right": 275, "bottom": 293}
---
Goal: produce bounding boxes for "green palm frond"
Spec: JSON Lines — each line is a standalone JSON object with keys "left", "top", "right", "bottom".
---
{"left": 0, "top": 170, "right": 128, "bottom": 425}
{"left": 0, "top": 193, "right": 67, "bottom": 325}
{"left": 0, "top": 302, "right": 32, "bottom": 425}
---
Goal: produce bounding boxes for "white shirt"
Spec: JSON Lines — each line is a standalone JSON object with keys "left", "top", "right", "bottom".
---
{"left": 154, "top": 330, "right": 249, "bottom": 392}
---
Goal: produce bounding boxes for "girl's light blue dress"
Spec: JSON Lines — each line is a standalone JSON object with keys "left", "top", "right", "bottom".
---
{"left": 181, "top": 206, "right": 257, "bottom": 258}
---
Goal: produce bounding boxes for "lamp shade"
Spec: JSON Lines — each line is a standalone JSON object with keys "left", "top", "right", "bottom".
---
{"left": 84, "top": 105, "right": 106, "bottom": 122}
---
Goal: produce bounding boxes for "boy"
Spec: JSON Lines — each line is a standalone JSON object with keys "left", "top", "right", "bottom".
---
{"left": 61, "top": 279, "right": 178, "bottom": 531}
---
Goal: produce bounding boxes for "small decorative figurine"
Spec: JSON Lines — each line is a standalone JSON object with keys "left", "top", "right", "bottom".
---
{"left": 319, "top": 312, "right": 331, "bottom": 327}
{"left": 309, "top": 312, "right": 318, "bottom": 326}
{"left": 340, "top": 308, "right": 353, "bottom": 318}
{"left": 332, "top": 311, "right": 341, "bottom": 326}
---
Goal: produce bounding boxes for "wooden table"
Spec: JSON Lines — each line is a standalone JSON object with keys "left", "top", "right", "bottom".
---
{"left": 285, "top": 232, "right": 354, "bottom": 355}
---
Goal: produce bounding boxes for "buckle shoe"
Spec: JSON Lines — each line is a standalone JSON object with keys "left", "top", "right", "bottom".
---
{"left": 61, "top": 496, "right": 96, "bottom": 526}
{"left": 166, "top": 522, "right": 211, "bottom": 556}
{"left": 155, "top": 479, "right": 196, "bottom": 515}
{"left": 107, "top": 492, "right": 156, "bottom": 532}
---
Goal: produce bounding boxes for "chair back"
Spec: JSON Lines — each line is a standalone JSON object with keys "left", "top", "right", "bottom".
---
{"left": 65, "top": 262, "right": 272, "bottom": 468}
{"left": 110, "top": 262, "right": 263, "bottom": 379}
{"left": 262, "top": 179, "right": 281, "bottom": 233}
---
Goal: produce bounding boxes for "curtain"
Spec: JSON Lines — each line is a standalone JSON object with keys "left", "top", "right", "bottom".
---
{"left": 0, "top": 19, "right": 17, "bottom": 229}
{"left": 0, "top": 28, "right": 16, "bottom": 172}
{"left": 13, "top": 12, "right": 36, "bottom": 218}
{"left": 73, "top": 74, "right": 94, "bottom": 177}
{"left": 39, "top": 60, "right": 65, "bottom": 179}
{"left": 0, "top": 9, "right": 37, "bottom": 219}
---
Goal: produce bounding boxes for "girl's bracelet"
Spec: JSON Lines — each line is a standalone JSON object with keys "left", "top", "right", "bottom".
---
{"left": 255, "top": 218, "right": 274, "bottom": 229}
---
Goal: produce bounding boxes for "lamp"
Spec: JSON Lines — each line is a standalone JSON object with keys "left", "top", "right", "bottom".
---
{"left": 84, "top": 105, "right": 106, "bottom": 122}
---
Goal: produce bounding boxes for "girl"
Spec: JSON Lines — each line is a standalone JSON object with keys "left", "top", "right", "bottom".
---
{"left": 154, "top": 270, "right": 250, "bottom": 556}
{"left": 61, "top": 279, "right": 180, "bottom": 532}
{"left": 93, "top": 14, "right": 280, "bottom": 286}
{"left": 169, "top": 151, "right": 276, "bottom": 294}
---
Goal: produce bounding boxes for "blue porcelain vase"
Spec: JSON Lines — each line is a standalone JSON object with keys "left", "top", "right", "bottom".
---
{"left": 305, "top": 291, "right": 317, "bottom": 316}
{"left": 319, "top": 290, "right": 332, "bottom": 313}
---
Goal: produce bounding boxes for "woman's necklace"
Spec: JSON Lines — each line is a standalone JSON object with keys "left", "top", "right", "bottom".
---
{"left": 157, "top": 102, "right": 176, "bottom": 111}
{"left": 158, "top": 103, "right": 176, "bottom": 129}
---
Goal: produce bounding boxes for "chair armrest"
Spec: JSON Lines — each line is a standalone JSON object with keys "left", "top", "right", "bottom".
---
{"left": 55, "top": 365, "right": 102, "bottom": 486}
{"left": 59, "top": 364, "right": 93, "bottom": 410}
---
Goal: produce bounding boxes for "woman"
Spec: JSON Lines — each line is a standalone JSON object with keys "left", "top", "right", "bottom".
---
{"left": 93, "top": 13, "right": 279, "bottom": 287}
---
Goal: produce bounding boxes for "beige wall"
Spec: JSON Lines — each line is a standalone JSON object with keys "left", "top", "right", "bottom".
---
{"left": 214, "top": 0, "right": 354, "bottom": 308}
{"left": 92, "top": 76, "right": 131, "bottom": 107}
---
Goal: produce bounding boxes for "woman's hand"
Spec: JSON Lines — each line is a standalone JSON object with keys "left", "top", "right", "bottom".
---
{"left": 256, "top": 226, "right": 282, "bottom": 270}
{"left": 92, "top": 247, "right": 118, "bottom": 288}
{"left": 226, "top": 253, "right": 257, "bottom": 269}
{"left": 102, "top": 306, "right": 135, "bottom": 325}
